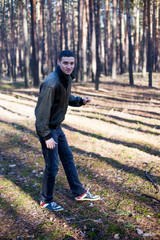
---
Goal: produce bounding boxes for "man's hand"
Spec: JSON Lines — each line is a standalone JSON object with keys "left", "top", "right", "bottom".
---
{"left": 45, "top": 138, "right": 57, "bottom": 149}
{"left": 83, "top": 96, "right": 91, "bottom": 105}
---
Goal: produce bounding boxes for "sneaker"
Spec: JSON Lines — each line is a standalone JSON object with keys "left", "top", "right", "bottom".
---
{"left": 40, "top": 201, "right": 64, "bottom": 211}
{"left": 75, "top": 191, "right": 101, "bottom": 201}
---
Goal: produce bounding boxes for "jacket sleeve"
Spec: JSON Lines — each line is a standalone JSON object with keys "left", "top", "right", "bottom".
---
{"left": 35, "top": 84, "right": 55, "bottom": 140}
{"left": 69, "top": 94, "right": 84, "bottom": 107}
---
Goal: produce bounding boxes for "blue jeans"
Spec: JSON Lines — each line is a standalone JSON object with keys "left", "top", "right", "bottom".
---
{"left": 39, "top": 126, "right": 86, "bottom": 203}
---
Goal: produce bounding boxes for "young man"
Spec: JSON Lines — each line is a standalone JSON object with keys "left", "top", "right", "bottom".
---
{"left": 35, "top": 50, "right": 100, "bottom": 211}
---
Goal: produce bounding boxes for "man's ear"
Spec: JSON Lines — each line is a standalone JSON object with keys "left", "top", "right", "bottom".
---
{"left": 57, "top": 59, "right": 60, "bottom": 65}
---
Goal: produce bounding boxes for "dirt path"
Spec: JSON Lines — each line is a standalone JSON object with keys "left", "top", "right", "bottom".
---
{"left": 0, "top": 77, "right": 160, "bottom": 239}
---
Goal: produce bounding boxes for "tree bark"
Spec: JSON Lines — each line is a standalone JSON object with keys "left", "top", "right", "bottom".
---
{"left": 156, "top": 0, "right": 160, "bottom": 71}
{"left": 62, "top": 0, "right": 68, "bottom": 49}
{"left": 0, "top": 0, "right": 5, "bottom": 79}
{"left": 54, "top": 1, "right": 61, "bottom": 64}
{"left": 60, "top": 0, "right": 68, "bottom": 50}
{"left": 119, "top": 0, "right": 124, "bottom": 74}
{"left": 37, "top": 0, "right": 42, "bottom": 78}
{"left": 126, "top": 0, "right": 134, "bottom": 85}
{"left": 77, "top": 0, "right": 83, "bottom": 81}
{"left": 135, "top": 0, "right": 140, "bottom": 72}
{"left": 47, "top": 0, "right": 53, "bottom": 73}
{"left": 41, "top": 0, "right": 45, "bottom": 78}
{"left": 22, "top": 0, "right": 30, "bottom": 87}
{"left": 153, "top": 0, "right": 158, "bottom": 72}
{"left": 18, "top": 4, "right": 23, "bottom": 78}
{"left": 147, "top": 0, "right": 152, "bottom": 87}
{"left": 30, "top": 0, "right": 39, "bottom": 87}
{"left": 82, "top": 0, "right": 88, "bottom": 82}
{"left": 112, "top": 0, "right": 117, "bottom": 79}
{"left": 89, "top": 0, "right": 96, "bottom": 82}
{"left": 95, "top": 0, "right": 101, "bottom": 90}
{"left": 11, "top": 0, "right": 16, "bottom": 83}
{"left": 104, "top": 0, "right": 109, "bottom": 76}
{"left": 6, "top": 0, "right": 11, "bottom": 77}
{"left": 142, "top": 0, "right": 147, "bottom": 77}
{"left": 71, "top": 1, "right": 76, "bottom": 54}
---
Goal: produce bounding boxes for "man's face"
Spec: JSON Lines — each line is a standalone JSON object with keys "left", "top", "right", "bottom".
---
{"left": 57, "top": 56, "right": 75, "bottom": 75}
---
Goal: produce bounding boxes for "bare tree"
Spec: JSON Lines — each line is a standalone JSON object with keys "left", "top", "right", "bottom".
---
{"left": 142, "top": 0, "right": 147, "bottom": 77}
{"left": 89, "top": 0, "right": 97, "bottom": 82}
{"left": 147, "top": 0, "right": 152, "bottom": 87}
{"left": 82, "top": 0, "right": 88, "bottom": 82}
{"left": 0, "top": 0, "right": 5, "bottom": 79}
{"left": 119, "top": 0, "right": 124, "bottom": 74}
{"left": 135, "top": 0, "right": 140, "bottom": 72}
{"left": 104, "top": 0, "right": 109, "bottom": 76}
{"left": 30, "top": 0, "right": 39, "bottom": 86}
{"left": 11, "top": 0, "right": 16, "bottom": 83}
{"left": 22, "top": 0, "right": 30, "bottom": 87}
{"left": 77, "top": 0, "right": 83, "bottom": 81}
{"left": 126, "top": 0, "right": 134, "bottom": 85}
{"left": 47, "top": 0, "right": 53, "bottom": 73}
{"left": 61, "top": 0, "right": 68, "bottom": 50}
{"left": 153, "top": 0, "right": 159, "bottom": 72}
{"left": 40, "top": 0, "right": 46, "bottom": 78}
{"left": 156, "top": 0, "right": 160, "bottom": 71}
{"left": 112, "top": 0, "right": 117, "bottom": 79}
{"left": 0, "top": 0, "right": 160, "bottom": 88}
{"left": 95, "top": 0, "right": 101, "bottom": 90}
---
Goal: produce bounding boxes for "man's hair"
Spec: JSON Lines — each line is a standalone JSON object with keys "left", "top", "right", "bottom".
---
{"left": 58, "top": 50, "right": 75, "bottom": 61}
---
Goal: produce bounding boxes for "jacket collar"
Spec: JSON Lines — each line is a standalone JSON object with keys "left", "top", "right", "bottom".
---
{"left": 55, "top": 65, "right": 75, "bottom": 88}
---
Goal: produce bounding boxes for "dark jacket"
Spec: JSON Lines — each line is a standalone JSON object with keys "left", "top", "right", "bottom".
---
{"left": 35, "top": 66, "right": 84, "bottom": 140}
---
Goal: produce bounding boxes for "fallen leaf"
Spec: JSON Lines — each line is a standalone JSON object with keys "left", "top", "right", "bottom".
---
{"left": 114, "top": 233, "right": 120, "bottom": 239}
{"left": 9, "top": 164, "right": 16, "bottom": 168}
{"left": 89, "top": 203, "right": 94, "bottom": 207}
{"left": 143, "top": 233, "right": 156, "bottom": 237}
{"left": 136, "top": 228, "right": 143, "bottom": 235}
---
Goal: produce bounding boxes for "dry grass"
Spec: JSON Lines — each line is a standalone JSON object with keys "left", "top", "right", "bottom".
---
{"left": 0, "top": 74, "right": 160, "bottom": 240}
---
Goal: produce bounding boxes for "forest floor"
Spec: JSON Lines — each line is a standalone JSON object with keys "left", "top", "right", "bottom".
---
{"left": 0, "top": 73, "right": 160, "bottom": 240}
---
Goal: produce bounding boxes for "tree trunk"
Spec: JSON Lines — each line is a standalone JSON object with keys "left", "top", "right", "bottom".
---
{"left": 119, "top": 0, "right": 124, "bottom": 74}
{"left": 6, "top": 0, "right": 11, "bottom": 77}
{"left": 135, "top": 0, "right": 140, "bottom": 72}
{"left": 104, "top": 0, "right": 109, "bottom": 76}
{"left": 77, "top": 0, "right": 83, "bottom": 81}
{"left": 30, "top": 0, "right": 39, "bottom": 87}
{"left": 152, "top": 0, "right": 156, "bottom": 72}
{"left": 88, "top": 0, "right": 92, "bottom": 79}
{"left": 153, "top": 0, "right": 158, "bottom": 72}
{"left": 37, "top": 0, "right": 42, "bottom": 78}
{"left": 41, "top": 0, "right": 45, "bottom": 78}
{"left": 54, "top": 1, "right": 61, "bottom": 64}
{"left": 156, "top": 0, "right": 159, "bottom": 71}
{"left": 142, "top": 0, "right": 147, "bottom": 77}
{"left": 82, "top": 0, "right": 88, "bottom": 82}
{"left": 47, "top": 0, "right": 53, "bottom": 73}
{"left": 95, "top": 0, "right": 101, "bottom": 90}
{"left": 22, "top": 0, "right": 30, "bottom": 87}
{"left": 0, "top": 0, "right": 5, "bottom": 79}
{"left": 11, "top": 0, "right": 16, "bottom": 83}
{"left": 112, "top": 0, "right": 117, "bottom": 79}
{"left": 62, "top": 0, "right": 68, "bottom": 49}
{"left": 60, "top": 0, "right": 68, "bottom": 50}
{"left": 121, "top": 0, "right": 125, "bottom": 73}
{"left": 18, "top": 4, "right": 24, "bottom": 78}
{"left": 147, "top": 0, "right": 152, "bottom": 87}
{"left": 71, "top": 1, "right": 76, "bottom": 54}
{"left": 89, "top": 0, "right": 96, "bottom": 82}
{"left": 126, "top": 0, "right": 134, "bottom": 85}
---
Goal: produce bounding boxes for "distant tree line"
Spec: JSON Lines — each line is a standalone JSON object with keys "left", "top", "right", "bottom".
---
{"left": 0, "top": 0, "right": 159, "bottom": 89}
